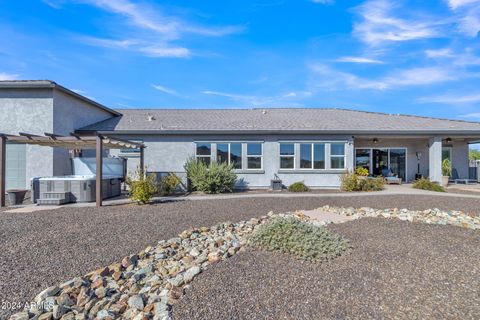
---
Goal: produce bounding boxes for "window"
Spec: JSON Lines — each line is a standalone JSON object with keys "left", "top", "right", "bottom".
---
{"left": 216, "top": 143, "right": 242, "bottom": 169}
{"left": 247, "top": 143, "right": 262, "bottom": 169}
{"left": 280, "top": 143, "right": 294, "bottom": 169}
{"left": 195, "top": 143, "right": 211, "bottom": 165}
{"left": 355, "top": 148, "right": 371, "bottom": 172}
{"left": 313, "top": 144, "right": 325, "bottom": 169}
{"left": 442, "top": 147, "right": 452, "bottom": 162}
{"left": 330, "top": 143, "right": 346, "bottom": 169}
{"left": 300, "top": 144, "right": 312, "bottom": 168}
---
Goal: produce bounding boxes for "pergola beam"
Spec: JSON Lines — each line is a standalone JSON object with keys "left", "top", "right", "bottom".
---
{"left": 96, "top": 135, "right": 103, "bottom": 208}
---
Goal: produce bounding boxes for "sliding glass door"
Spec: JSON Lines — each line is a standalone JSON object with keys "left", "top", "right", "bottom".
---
{"left": 355, "top": 148, "right": 407, "bottom": 181}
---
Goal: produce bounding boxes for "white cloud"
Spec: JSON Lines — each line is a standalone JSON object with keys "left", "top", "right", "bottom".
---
{"left": 51, "top": 0, "right": 244, "bottom": 58}
{"left": 335, "top": 56, "right": 384, "bottom": 64}
{"left": 425, "top": 47, "right": 480, "bottom": 65}
{"left": 0, "top": 72, "right": 19, "bottom": 80}
{"left": 310, "top": 0, "right": 334, "bottom": 4}
{"left": 353, "top": 0, "right": 444, "bottom": 45}
{"left": 151, "top": 84, "right": 179, "bottom": 96}
{"left": 202, "top": 90, "right": 307, "bottom": 107}
{"left": 425, "top": 48, "right": 454, "bottom": 58}
{"left": 418, "top": 93, "right": 480, "bottom": 104}
{"left": 460, "top": 112, "right": 480, "bottom": 119}
{"left": 447, "top": 0, "right": 480, "bottom": 10}
{"left": 310, "top": 64, "right": 460, "bottom": 90}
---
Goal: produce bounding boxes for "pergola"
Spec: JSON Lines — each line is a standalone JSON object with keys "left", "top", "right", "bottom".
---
{"left": 0, "top": 132, "right": 145, "bottom": 207}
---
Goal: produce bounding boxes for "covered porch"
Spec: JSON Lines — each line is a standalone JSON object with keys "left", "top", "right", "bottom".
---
{"left": 353, "top": 135, "right": 480, "bottom": 184}
{"left": 0, "top": 132, "right": 145, "bottom": 207}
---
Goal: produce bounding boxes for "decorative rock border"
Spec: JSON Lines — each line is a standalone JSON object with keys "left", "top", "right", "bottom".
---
{"left": 313, "top": 206, "right": 480, "bottom": 230}
{"left": 9, "top": 206, "right": 478, "bottom": 320}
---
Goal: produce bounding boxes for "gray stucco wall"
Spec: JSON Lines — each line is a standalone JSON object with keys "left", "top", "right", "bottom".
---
{"left": 110, "top": 134, "right": 355, "bottom": 189}
{"left": 52, "top": 89, "right": 115, "bottom": 176}
{"left": 0, "top": 88, "right": 55, "bottom": 187}
{"left": 0, "top": 87, "right": 116, "bottom": 188}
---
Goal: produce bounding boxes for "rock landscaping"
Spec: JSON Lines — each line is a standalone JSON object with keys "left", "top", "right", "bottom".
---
{"left": 9, "top": 212, "right": 310, "bottom": 320}
{"left": 315, "top": 205, "right": 480, "bottom": 230}
{"left": 8, "top": 204, "right": 479, "bottom": 320}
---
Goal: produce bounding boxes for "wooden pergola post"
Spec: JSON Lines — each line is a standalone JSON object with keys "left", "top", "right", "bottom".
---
{"left": 0, "top": 136, "right": 6, "bottom": 207}
{"left": 96, "top": 135, "right": 103, "bottom": 207}
{"left": 140, "top": 146, "right": 145, "bottom": 176}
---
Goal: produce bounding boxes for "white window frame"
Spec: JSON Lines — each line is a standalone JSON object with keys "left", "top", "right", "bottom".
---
{"left": 195, "top": 142, "right": 212, "bottom": 163}
{"left": 216, "top": 142, "right": 243, "bottom": 169}
{"left": 246, "top": 142, "right": 263, "bottom": 170}
{"left": 330, "top": 142, "right": 346, "bottom": 170}
{"left": 279, "top": 143, "right": 295, "bottom": 170}
{"left": 279, "top": 141, "right": 344, "bottom": 171}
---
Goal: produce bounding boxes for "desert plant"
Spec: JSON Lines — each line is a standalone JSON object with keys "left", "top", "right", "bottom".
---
{"left": 126, "top": 167, "right": 157, "bottom": 204}
{"left": 341, "top": 172, "right": 384, "bottom": 192}
{"left": 412, "top": 178, "right": 445, "bottom": 192}
{"left": 288, "top": 181, "right": 309, "bottom": 192}
{"left": 158, "top": 173, "right": 181, "bottom": 195}
{"left": 184, "top": 158, "right": 237, "bottom": 194}
{"left": 355, "top": 167, "right": 369, "bottom": 176}
{"left": 442, "top": 158, "right": 452, "bottom": 177}
{"left": 250, "top": 217, "right": 350, "bottom": 262}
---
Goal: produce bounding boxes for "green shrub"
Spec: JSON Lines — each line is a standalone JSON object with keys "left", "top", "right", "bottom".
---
{"left": 158, "top": 173, "right": 181, "bottom": 195}
{"left": 126, "top": 168, "right": 157, "bottom": 204}
{"left": 442, "top": 158, "right": 452, "bottom": 177}
{"left": 184, "top": 158, "right": 237, "bottom": 194}
{"left": 250, "top": 217, "right": 350, "bottom": 262}
{"left": 288, "top": 181, "right": 309, "bottom": 192}
{"left": 413, "top": 178, "right": 445, "bottom": 192}
{"left": 341, "top": 172, "right": 384, "bottom": 192}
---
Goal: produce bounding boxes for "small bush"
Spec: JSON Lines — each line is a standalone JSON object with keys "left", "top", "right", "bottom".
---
{"left": 355, "top": 167, "right": 369, "bottom": 176}
{"left": 442, "top": 158, "right": 452, "bottom": 177}
{"left": 250, "top": 217, "right": 350, "bottom": 262}
{"left": 288, "top": 181, "right": 309, "bottom": 192}
{"left": 413, "top": 178, "right": 445, "bottom": 192}
{"left": 184, "top": 158, "right": 237, "bottom": 194}
{"left": 126, "top": 168, "right": 157, "bottom": 204}
{"left": 158, "top": 173, "right": 181, "bottom": 195}
{"left": 341, "top": 172, "right": 384, "bottom": 192}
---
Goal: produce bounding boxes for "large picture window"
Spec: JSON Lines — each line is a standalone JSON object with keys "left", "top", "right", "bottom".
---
{"left": 247, "top": 143, "right": 263, "bottom": 169}
{"left": 279, "top": 142, "right": 339, "bottom": 170}
{"left": 216, "top": 143, "right": 242, "bottom": 169}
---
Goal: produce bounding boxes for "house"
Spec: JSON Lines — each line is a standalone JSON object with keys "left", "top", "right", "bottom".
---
{"left": 1, "top": 80, "right": 480, "bottom": 190}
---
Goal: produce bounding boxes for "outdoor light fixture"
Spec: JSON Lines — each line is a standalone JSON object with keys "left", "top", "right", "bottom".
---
{"left": 373, "top": 138, "right": 378, "bottom": 144}
{"left": 446, "top": 137, "right": 452, "bottom": 143}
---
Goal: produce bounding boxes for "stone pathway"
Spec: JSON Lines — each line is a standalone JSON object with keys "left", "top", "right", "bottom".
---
{"left": 301, "top": 209, "right": 357, "bottom": 224}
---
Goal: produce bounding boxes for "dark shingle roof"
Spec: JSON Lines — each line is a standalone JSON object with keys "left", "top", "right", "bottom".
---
{"left": 77, "top": 108, "right": 480, "bottom": 135}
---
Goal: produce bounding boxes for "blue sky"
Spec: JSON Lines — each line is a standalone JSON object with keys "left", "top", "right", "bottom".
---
{"left": 0, "top": 0, "right": 480, "bottom": 121}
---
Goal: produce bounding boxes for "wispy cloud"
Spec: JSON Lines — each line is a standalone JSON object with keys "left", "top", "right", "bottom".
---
{"left": 0, "top": 72, "right": 19, "bottom": 80}
{"left": 353, "top": 0, "right": 444, "bottom": 45}
{"left": 460, "top": 112, "right": 480, "bottom": 119}
{"left": 202, "top": 90, "right": 308, "bottom": 107}
{"left": 310, "top": 64, "right": 460, "bottom": 90}
{"left": 447, "top": 0, "right": 480, "bottom": 36}
{"left": 48, "top": 0, "right": 244, "bottom": 58}
{"left": 418, "top": 92, "right": 480, "bottom": 104}
{"left": 447, "top": 0, "right": 480, "bottom": 10}
{"left": 310, "top": 0, "right": 334, "bottom": 4}
{"left": 335, "top": 56, "right": 384, "bottom": 64}
{"left": 151, "top": 84, "right": 180, "bottom": 96}
{"left": 425, "top": 47, "right": 480, "bottom": 65}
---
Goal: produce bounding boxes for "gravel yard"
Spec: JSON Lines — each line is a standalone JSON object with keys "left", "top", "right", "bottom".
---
{"left": 174, "top": 218, "right": 480, "bottom": 319}
{"left": 1, "top": 194, "right": 480, "bottom": 318}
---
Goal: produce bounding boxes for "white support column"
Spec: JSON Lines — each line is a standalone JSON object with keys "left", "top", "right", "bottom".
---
{"left": 429, "top": 136, "right": 442, "bottom": 183}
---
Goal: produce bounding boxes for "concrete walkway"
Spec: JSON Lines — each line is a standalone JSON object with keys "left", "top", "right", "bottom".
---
{"left": 4, "top": 184, "right": 480, "bottom": 213}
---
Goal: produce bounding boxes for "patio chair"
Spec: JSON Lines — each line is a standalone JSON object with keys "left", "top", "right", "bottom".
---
{"left": 381, "top": 167, "right": 402, "bottom": 185}
{"left": 450, "top": 168, "right": 477, "bottom": 185}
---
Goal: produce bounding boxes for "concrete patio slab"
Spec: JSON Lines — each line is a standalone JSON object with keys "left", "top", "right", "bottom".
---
{"left": 301, "top": 209, "right": 357, "bottom": 224}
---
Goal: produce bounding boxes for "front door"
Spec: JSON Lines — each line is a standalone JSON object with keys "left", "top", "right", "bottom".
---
{"left": 356, "top": 148, "right": 407, "bottom": 181}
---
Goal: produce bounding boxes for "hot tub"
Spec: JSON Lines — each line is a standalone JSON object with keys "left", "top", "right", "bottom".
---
{"left": 38, "top": 175, "right": 122, "bottom": 203}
